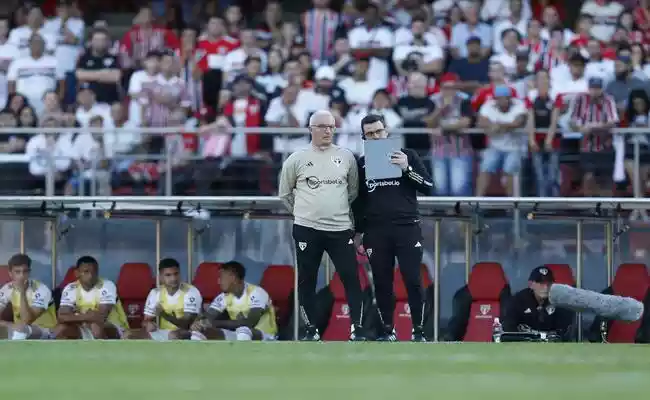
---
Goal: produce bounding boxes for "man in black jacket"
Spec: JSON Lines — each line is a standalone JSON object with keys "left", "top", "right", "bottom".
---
{"left": 352, "top": 113, "right": 433, "bottom": 342}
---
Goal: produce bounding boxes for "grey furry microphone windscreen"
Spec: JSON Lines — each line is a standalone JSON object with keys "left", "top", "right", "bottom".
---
{"left": 549, "top": 284, "right": 644, "bottom": 322}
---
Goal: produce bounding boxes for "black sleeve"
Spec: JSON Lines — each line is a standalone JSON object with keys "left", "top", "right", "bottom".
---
{"left": 501, "top": 294, "right": 521, "bottom": 333}
{"left": 351, "top": 156, "right": 368, "bottom": 234}
{"left": 76, "top": 52, "right": 88, "bottom": 69}
{"left": 403, "top": 148, "right": 433, "bottom": 195}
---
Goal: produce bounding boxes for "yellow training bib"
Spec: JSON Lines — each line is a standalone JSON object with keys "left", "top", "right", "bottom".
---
{"left": 74, "top": 279, "right": 129, "bottom": 330}
{"left": 10, "top": 281, "right": 57, "bottom": 329}
{"left": 224, "top": 284, "right": 277, "bottom": 336}
{"left": 159, "top": 284, "right": 190, "bottom": 330}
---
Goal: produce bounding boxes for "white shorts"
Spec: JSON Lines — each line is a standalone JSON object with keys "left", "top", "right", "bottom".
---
{"left": 79, "top": 323, "right": 124, "bottom": 340}
{"left": 221, "top": 328, "right": 276, "bottom": 341}
{"left": 9, "top": 325, "right": 52, "bottom": 340}
{"left": 149, "top": 329, "right": 173, "bottom": 341}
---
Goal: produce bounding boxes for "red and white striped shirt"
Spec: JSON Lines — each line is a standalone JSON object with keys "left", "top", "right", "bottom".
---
{"left": 302, "top": 8, "right": 341, "bottom": 65}
{"left": 570, "top": 92, "right": 619, "bottom": 152}
{"left": 430, "top": 94, "right": 473, "bottom": 157}
{"left": 140, "top": 75, "right": 191, "bottom": 128}
{"left": 119, "top": 25, "right": 180, "bottom": 69}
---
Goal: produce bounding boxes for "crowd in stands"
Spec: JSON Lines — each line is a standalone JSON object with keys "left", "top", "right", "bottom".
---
{"left": 1, "top": 0, "right": 650, "bottom": 197}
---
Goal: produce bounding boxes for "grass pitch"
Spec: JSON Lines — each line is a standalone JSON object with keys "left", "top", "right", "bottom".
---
{"left": 0, "top": 342, "right": 649, "bottom": 400}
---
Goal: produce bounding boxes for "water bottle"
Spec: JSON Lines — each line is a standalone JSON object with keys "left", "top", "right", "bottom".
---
{"left": 492, "top": 317, "right": 503, "bottom": 343}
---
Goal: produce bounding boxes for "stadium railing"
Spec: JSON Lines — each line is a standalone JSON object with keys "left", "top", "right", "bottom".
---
{"left": 0, "top": 195, "right": 642, "bottom": 341}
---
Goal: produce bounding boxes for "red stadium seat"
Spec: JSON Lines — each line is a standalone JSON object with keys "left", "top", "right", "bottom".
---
{"left": 464, "top": 262, "right": 509, "bottom": 342}
{"left": 117, "top": 263, "right": 155, "bottom": 328}
{"left": 545, "top": 264, "right": 576, "bottom": 286}
{"left": 58, "top": 266, "right": 78, "bottom": 288}
{"left": 608, "top": 263, "right": 649, "bottom": 343}
{"left": 260, "top": 265, "right": 294, "bottom": 328}
{"left": 0, "top": 266, "right": 10, "bottom": 286}
{"left": 193, "top": 262, "right": 223, "bottom": 309}
{"left": 393, "top": 264, "right": 432, "bottom": 341}
{"left": 322, "top": 267, "right": 369, "bottom": 341}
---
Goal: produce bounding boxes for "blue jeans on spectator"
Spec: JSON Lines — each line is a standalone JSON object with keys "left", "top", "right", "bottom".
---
{"left": 432, "top": 156, "right": 473, "bottom": 196}
{"left": 480, "top": 147, "right": 522, "bottom": 175}
{"left": 531, "top": 152, "right": 560, "bottom": 197}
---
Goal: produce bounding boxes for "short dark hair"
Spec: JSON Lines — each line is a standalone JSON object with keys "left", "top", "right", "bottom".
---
{"left": 159, "top": 258, "right": 180, "bottom": 271}
{"left": 8, "top": 254, "right": 31, "bottom": 269}
{"left": 221, "top": 261, "right": 246, "bottom": 280}
{"left": 76, "top": 255, "right": 98, "bottom": 268}
{"left": 360, "top": 113, "right": 386, "bottom": 134}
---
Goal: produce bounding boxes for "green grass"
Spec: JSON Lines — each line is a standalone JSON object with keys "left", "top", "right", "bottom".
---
{"left": 0, "top": 342, "right": 649, "bottom": 399}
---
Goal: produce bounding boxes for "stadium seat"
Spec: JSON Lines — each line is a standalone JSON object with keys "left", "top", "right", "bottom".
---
{"left": 322, "top": 267, "right": 370, "bottom": 341}
{"left": 0, "top": 265, "right": 10, "bottom": 285}
{"left": 445, "top": 262, "right": 511, "bottom": 342}
{"left": 607, "top": 263, "right": 649, "bottom": 343}
{"left": 545, "top": 264, "right": 576, "bottom": 286}
{"left": 393, "top": 264, "right": 433, "bottom": 341}
{"left": 260, "top": 265, "right": 294, "bottom": 328}
{"left": 193, "top": 262, "right": 223, "bottom": 309}
{"left": 59, "top": 266, "right": 78, "bottom": 288}
{"left": 117, "top": 263, "right": 155, "bottom": 328}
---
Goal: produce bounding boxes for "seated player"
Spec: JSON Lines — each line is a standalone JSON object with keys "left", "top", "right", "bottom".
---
{"left": 124, "top": 258, "right": 202, "bottom": 340}
{"left": 54, "top": 256, "right": 129, "bottom": 339}
{"left": 501, "top": 266, "right": 574, "bottom": 341}
{"left": 191, "top": 261, "right": 277, "bottom": 341}
{"left": 0, "top": 254, "right": 57, "bottom": 340}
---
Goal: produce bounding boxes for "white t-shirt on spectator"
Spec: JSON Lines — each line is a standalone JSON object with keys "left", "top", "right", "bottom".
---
{"left": 72, "top": 132, "right": 107, "bottom": 179}
{"left": 348, "top": 24, "right": 394, "bottom": 89}
{"left": 392, "top": 41, "right": 444, "bottom": 67}
{"left": 394, "top": 28, "right": 447, "bottom": 48}
{"left": 103, "top": 119, "right": 141, "bottom": 156}
{"left": 265, "top": 91, "right": 313, "bottom": 154}
{"left": 223, "top": 48, "right": 267, "bottom": 80}
{"left": 7, "top": 26, "right": 57, "bottom": 57}
{"left": 580, "top": 0, "right": 623, "bottom": 42}
{"left": 75, "top": 103, "right": 113, "bottom": 128}
{"left": 479, "top": 98, "right": 527, "bottom": 151}
{"left": 7, "top": 54, "right": 62, "bottom": 115}
{"left": 492, "top": 19, "right": 527, "bottom": 55}
{"left": 586, "top": 59, "right": 615, "bottom": 83}
{"left": 25, "top": 134, "right": 73, "bottom": 176}
{"left": 127, "top": 70, "right": 157, "bottom": 127}
{"left": 338, "top": 77, "right": 383, "bottom": 109}
{"left": 0, "top": 43, "right": 20, "bottom": 110}
{"left": 490, "top": 52, "right": 517, "bottom": 77}
{"left": 43, "top": 16, "right": 85, "bottom": 75}
{"left": 480, "top": 0, "right": 532, "bottom": 22}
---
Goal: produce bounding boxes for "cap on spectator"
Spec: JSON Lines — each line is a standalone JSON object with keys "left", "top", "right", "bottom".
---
{"left": 494, "top": 85, "right": 511, "bottom": 97}
{"left": 145, "top": 50, "right": 161, "bottom": 59}
{"left": 588, "top": 77, "right": 604, "bottom": 88}
{"left": 529, "top": 266, "right": 554, "bottom": 284}
{"left": 466, "top": 35, "right": 481, "bottom": 44}
{"left": 440, "top": 72, "right": 459, "bottom": 86}
{"left": 315, "top": 66, "right": 336, "bottom": 81}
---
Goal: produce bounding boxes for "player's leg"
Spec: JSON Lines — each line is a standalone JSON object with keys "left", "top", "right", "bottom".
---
{"left": 325, "top": 229, "right": 366, "bottom": 340}
{"left": 292, "top": 224, "right": 326, "bottom": 340}
{"left": 168, "top": 329, "right": 191, "bottom": 340}
{"left": 88, "top": 322, "right": 122, "bottom": 339}
{"left": 52, "top": 323, "right": 82, "bottom": 339}
{"left": 363, "top": 228, "right": 397, "bottom": 341}
{"left": 394, "top": 224, "right": 426, "bottom": 342}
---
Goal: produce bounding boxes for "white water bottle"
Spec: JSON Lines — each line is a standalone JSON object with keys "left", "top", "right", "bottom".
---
{"left": 492, "top": 317, "right": 503, "bottom": 343}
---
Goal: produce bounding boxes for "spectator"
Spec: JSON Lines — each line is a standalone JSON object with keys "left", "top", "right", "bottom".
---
{"left": 605, "top": 52, "right": 650, "bottom": 111}
{"left": 0, "top": 18, "right": 20, "bottom": 110}
{"left": 397, "top": 72, "right": 436, "bottom": 153}
{"left": 394, "top": 11, "right": 447, "bottom": 48}
{"left": 568, "top": 14, "right": 595, "bottom": 49}
{"left": 179, "top": 26, "right": 202, "bottom": 113}
{"left": 522, "top": 19, "right": 547, "bottom": 71}
{"left": 535, "top": 27, "right": 566, "bottom": 74}
{"left": 491, "top": 28, "right": 523, "bottom": 77}
{"left": 493, "top": 0, "right": 528, "bottom": 55}
{"left": 511, "top": 50, "right": 535, "bottom": 97}
{"left": 256, "top": 48, "right": 286, "bottom": 95}
{"left": 471, "top": 62, "right": 518, "bottom": 112}
{"left": 569, "top": 77, "right": 619, "bottom": 196}
{"left": 327, "top": 37, "right": 354, "bottom": 78}
{"left": 347, "top": 2, "right": 393, "bottom": 89}
{"left": 623, "top": 89, "right": 650, "bottom": 191}
{"left": 630, "top": 43, "right": 650, "bottom": 80}
{"left": 7, "top": 7, "right": 56, "bottom": 57}
{"left": 428, "top": 73, "right": 474, "bottom": 197}
{"left": 393, "top": 15, "right": 445, "bottom": 77}
{"left": 223, "top": 28, "right": 267, "bottom": 82}
{"left": 481, "top": 0, "right": 532, "bottom": 23}
{"left": 580, "top": 0, "right": 624, "bottom": 43}
{"left": 158, "top": 109, "right": 193, "bottom": 195}
{"left": 42, "top": 90, "right": 62, "bottom": 117}
{"left": 224, "top": 4, "right": 244, "bottom": 39}
{"left": 119, "top": 5, "right": 180, "bottom": 70}
{"left": 75, "top": 28, "right": 121, "bottom": 106}
{"left": 18, "top": 104, "right": 38, "bottom": 131}
{"left": 221, "top": 74, "right": 268, "bottom": 156}
{"left": 448, "top": 36, "right": 490, "bottom": 94}
{"left": 477, "top": 86, "right": 528, "bottom": 196}
{"left": 302, "top": 0, "right": 342, "bottom": 67}
{"left": 540, "top": 5, "right": 572, "bottom": 42}
{"left": 527, "top": 70, "right": 560, "bottom": 197}
{"left": 75, "top": 83, "right": 111, "bottom": 128}
{"left": 70, "top": 114, "right": 111, "bottom": 196}
{"left": 431, "top": 0, "right": 472, "bottom": 27}
{"left": 389, "top": 0, "right": 426, "bottom": 28}
{"left": 450, "top": 4, "right": 492, "bottom": 59}
{"left": 5, "top": 92, "right": 27, "bottom": 114}
{"left": 339, "top": 56, "right": 382, "bottom": 110}
{"left": 44, "top": 0, "right": 84, "bottom": 80}
{"left": 0, "top": 110, "right": 25, "bottom": 153}
{"left": 7, "top": 33, "right": 62, "bottom": 115}
{"left": 265, "top": 82, "right": 311, "bottom": 153}
{"left": 310, "top": 66, "right": 340, "bottom": 110}
{"left": 585, "top": 38, "right": 615, "bottom": 82}
{"left": 127, "top": 50, "right": 159, "bottom": 128}
{"left": 221, "top": 56, "right": 269, "bottom": 107}
{"left": 103, "top": 102, "right": 139, "bottom": 158}
{"left": 256, "top": 1, "right": 283, "bottom": 51}
{"left": 25, "top": 115, "right": 72, "bottom": 184}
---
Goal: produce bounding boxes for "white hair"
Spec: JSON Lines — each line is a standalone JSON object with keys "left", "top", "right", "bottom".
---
{"left": 308, "top": 110, "right": 334, "bottom": 127}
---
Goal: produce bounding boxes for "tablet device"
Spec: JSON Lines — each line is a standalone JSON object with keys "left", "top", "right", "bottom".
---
{"left": 363, "top": 137, "right": 403, "bottom": 180}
